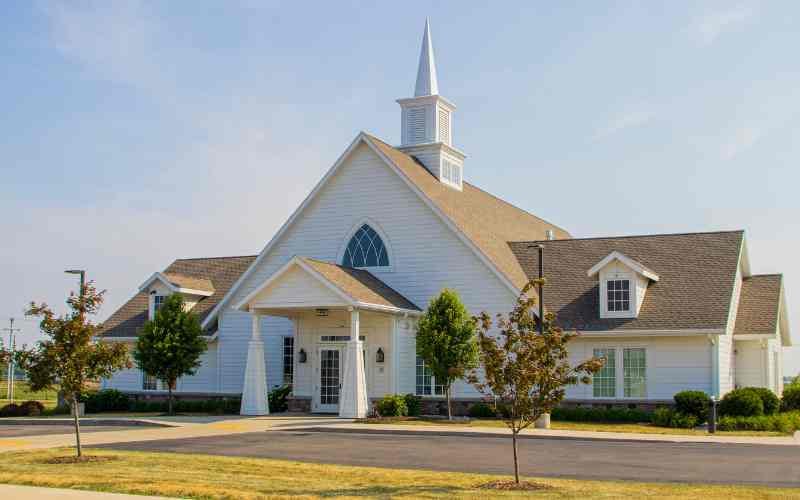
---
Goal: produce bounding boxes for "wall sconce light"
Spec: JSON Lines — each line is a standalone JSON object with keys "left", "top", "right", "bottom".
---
{"left": 376, "top": 348, "right": 385, "bottom": 363}
{"left": 299, "top": 349, "right": 307, "bottom": 363}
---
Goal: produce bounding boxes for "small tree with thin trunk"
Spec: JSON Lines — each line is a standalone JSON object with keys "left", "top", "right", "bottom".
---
{"left": 470, "top": 279, "right": 604, "bottom": 486}
{"left": 416, "top": 289, "right": 479, "bottom": 420}
{"left": 18, "top": 282, "right": 130, "bottom": 458}
{"left": 133, "top": 294, "right": 207, "bottom": 415}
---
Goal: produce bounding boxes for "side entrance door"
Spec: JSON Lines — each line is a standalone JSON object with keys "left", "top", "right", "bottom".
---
{"left": 315, "top": 346, "right": 342, "bottom": 413}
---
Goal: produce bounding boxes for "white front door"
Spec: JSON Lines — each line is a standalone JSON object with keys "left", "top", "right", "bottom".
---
{"left": 316, "top": 346, "right": 342, "bottom": 413}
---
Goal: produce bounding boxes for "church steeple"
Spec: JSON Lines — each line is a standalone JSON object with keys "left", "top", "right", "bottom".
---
{"left": 414, "top": 19, "right": 439, "bottom": 97}
{"left": 397, "top": 20, "right": 465, "bottom": 190}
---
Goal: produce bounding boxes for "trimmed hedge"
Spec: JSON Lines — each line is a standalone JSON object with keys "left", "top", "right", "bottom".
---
{"left": 0, "top": 400, "right": 45, "bottom": 417}
{"left": 718, "top": 411, "right": 800, "bottom": 434}
{"left": 403, "top": 394, "right": 422, "bottom": 417}
{"left": 81, "top": 389, "right": 129, "bottom": 413}
{"left": 740, "top": 387, "right": 780, "bottom": 415}
{"left": 468, "top": 402, "right": 497, "bottom": 419}
{"left": 719, "top": 389, "right": 764, "bottom": 417}
{"left": 783, "top": 385, "right": 800, "bottom": 412}
{"left": 128, "top": 397, "right": 241, "bottom": 414}
{"left": 673, "top": 390, "right": 710, "bottom": 423}
{"left": 268, "top": 385, "right": 291, "bottom": 413}
{"left": 375, "top": 395, "right": 408, "bottom": 417}
{"left": 651, "top": 407, "right": 698, "bottom": 429}
{"left": 551, "top": 407, "right": 651, "bottom": 423}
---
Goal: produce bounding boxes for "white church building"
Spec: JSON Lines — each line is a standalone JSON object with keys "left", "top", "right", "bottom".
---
{"left": 100, "top": 22, "right": 791, "bottom": 417}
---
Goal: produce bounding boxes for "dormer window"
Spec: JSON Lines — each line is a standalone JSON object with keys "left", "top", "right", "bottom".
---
{"left": 606, "top": 279, "right": 630, "bottom": 312}
{"left": 588, "top": 251, "right": 660, "bottom": 319}
{"left": 153, "top": 295, "right": 166, "bottom": 314}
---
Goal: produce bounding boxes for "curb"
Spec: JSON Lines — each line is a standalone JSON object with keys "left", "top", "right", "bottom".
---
{"left": 296, "top": 426, "right": 700, "bottom": 445}
{"left": 298, "top": 425, "right": 799, "bottom": 446}
{"left": 0, "top": 418, "right": 173, "bottom": 427}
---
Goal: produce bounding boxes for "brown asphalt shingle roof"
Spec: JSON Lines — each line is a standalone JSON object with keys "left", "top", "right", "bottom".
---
{"left": 99, "top": 255, "right": 256, "bottom": 338}
{"left": 509, "top": 231, "right": 744, "bottom": 332}
{"left": 301, "top": 257, "right": 420, "bottom": 311}
{"left": 366, "top": 134, "right": 570, "bottom": 290}
{"left": 734, "top": 274, "right": 783, "bottom": 336}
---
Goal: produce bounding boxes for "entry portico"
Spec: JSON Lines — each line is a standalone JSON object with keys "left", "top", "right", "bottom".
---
{"left": 234, "top": 256, "right": 421, "bottom": 417}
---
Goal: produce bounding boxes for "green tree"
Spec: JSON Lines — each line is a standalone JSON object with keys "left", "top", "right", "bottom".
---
{"left": 416, "top": 289, "right": 479, "bottom": 420}
{"left": 19, "top": 282, "right": 130, "bottom": 457}
{"left": 133, "top": 294, "right": 207, "bottom": 415}
{"left": 470, "top": 279, "right": 604, "bottom": 485}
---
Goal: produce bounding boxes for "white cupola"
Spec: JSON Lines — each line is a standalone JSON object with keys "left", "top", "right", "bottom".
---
{"left": 397, "top": 19, "right": 465, "bottom": 190}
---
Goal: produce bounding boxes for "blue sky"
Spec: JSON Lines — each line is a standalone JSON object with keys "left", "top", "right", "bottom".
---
{"left": 2, "top": 1, "right": 799, "bottom": 375}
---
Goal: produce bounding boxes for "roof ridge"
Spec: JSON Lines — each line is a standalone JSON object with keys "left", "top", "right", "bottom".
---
{"left": 513, "top": 229, "right": 745, "bottom": 244}
{"left": 173, "top": 255, "right": 258, "bottom": 262}
{"left": 363, "top": 132, "right": 569, "bottom": 237}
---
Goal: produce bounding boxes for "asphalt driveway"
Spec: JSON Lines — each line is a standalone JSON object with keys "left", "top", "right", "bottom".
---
{"left": 98, "top": 429, "right": 800, "bottom": 487}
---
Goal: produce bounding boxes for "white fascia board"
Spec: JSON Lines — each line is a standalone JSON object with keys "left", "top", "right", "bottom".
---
{"left": 734, "top": 334, "right": 777, "bottom": 340}
{"left": 138, "top": 272, "right": 213, "bottom": 297}
{"left": 205, "top": 131, "right": 521, "bottom": 328}
{"left": 587, "top": 251, "right": 660, "bottom": 282}
{"left": 233, "top": 256, "right": 356, "bottom": 312}
{"left": 352, "top": 301, "right": 422, "bottom": 316}
{"left": 576, "top": 328, "right": 724, "bottom": 338}
{"left": 202, "top": 133, "right": 369, "bottom": 328}
{"left": 779, "top": 284, "right": 792, "bottom": 346}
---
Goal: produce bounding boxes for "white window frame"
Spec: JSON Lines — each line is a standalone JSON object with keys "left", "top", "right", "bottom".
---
{"left": 141, "top": 371, "right": 159, "bottom": 391}
{"left": 591, "top": 346, "right": 648, "bottom": 400}
{"left": 415, "top": 356, "right": 445, "bottom": 397}
{"left": 606, "top": 278, "right": 631, "bottom": 313}
{"left": 600, "top": 269, "right": 636, "bottom": 319}
{"left": 336, "top": 219, "right": 394, "bottom": 272}
{"left": 150, "top": 294, "right": 167, "bottom": 320}
{"left": 282, "top": 336, "right": 294, "bottom": 386}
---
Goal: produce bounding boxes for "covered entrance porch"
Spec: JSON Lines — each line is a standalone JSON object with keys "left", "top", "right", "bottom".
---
{"left": 233, "top": 256, "right": 421, "bottom": 417}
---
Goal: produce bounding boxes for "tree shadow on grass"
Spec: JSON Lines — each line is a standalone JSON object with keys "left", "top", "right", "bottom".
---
{"left": 263, "top": 484, "right": 474, "bottom": 498}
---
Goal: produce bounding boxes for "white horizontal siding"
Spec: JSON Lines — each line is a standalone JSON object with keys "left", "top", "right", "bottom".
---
{"left": 735, "top": 339, "right": 765, "bottom": 389}
{"left": 252, "top": 265, "right": 347, "bottom": 308}
{"left": 565, "top": 336, "right": 713, "bottom": 400}
{"left": 217, "top": 141, "right": 516, "bottom": 397}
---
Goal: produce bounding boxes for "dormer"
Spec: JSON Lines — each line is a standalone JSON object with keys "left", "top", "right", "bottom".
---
{"left": 587, "top": 251, "right": 660, "bottom": 319}
{"left": 138, "top": 272, "right": 215, "bottom": 319}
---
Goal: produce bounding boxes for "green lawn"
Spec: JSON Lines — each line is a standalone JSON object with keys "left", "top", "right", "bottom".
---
{"left": 0, "top": 381, "right": 59, "bottom": 402}
{"left": 0, "top": 449, "right": 796, "bottom": 499}
{"left": 359, "top": 417, "right": 786, "bottom": 437}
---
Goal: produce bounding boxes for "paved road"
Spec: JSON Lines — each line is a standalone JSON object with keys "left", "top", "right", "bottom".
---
{"left": 0, "top": 425, "right": 142, "bottom": 438}
{"left": 99, "top": 429, "right": 800, "bottom": 488}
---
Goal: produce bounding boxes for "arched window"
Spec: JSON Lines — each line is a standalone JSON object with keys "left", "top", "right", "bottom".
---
{"left": 342, "top": 224, "right": 389, "bottom": 268}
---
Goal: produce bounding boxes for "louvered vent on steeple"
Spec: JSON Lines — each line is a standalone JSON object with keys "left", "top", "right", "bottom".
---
{"left": 396, "top": 19, "right": 465, "bottom": 191}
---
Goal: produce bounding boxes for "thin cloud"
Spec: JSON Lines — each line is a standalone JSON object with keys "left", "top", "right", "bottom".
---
{"left": 689, "top": 4, "right": 757, "bottom": 45}
{"left": 593, "top": 110, "right": 653, "bottom": 140}
{"left": 720, "top": 125, "right": 762, "bottom": 160}
{"left": 38, "top": 0, "right": 169, "bottom": 91}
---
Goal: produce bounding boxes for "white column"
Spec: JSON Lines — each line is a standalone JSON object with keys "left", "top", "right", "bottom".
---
{"left": 339, "top": 308, "right": 368, "bottom": 418}
{"left": 240, "top": 312, "right": 269, "bottom": 416}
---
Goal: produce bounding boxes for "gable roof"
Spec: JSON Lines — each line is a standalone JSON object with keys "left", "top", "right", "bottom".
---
{"left": 99, "top": 255, "right": 256, "bottom": 338}
{"left": 509, "top": 231, "right": 744, "bottom": 332}
{"left": 365, "top": 134, "right": 570, "bottom": 290}
{"left": 138, "top": 272, "right": 215, "bottom": 296}
{"left": 234, "top": 256, "right": 420, "bottom": 314}
{"left": 734, "top": 274, "right": 783, "bottom": 337}
{"left": 201, "top": 132, "right": 570, "bottom": 328}
{"left": 302, "top": 258, "right": 421, "bottom": 312}
{"left": 587, "top": 251, "right": 660, "bottom": 282}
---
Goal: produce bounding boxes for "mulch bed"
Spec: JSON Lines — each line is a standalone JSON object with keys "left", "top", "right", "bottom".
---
{"left": 38, "top": 455, "right": 117, "bottom": 464}
{"left": 477, "top": 480, "right": 551, "bottom": 491}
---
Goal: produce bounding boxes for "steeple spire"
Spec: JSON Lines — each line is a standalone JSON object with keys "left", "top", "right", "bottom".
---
{"left": 414, "top": 19, "right": 439, "bottom": 97}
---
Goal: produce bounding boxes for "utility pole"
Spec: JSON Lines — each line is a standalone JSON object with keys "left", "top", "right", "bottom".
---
{"left": 3, "top": 318, "right": 21, "bottom": 401}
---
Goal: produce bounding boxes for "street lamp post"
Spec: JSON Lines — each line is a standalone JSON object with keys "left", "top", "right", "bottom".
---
{"left": 65, "top": 269, "right": 86, "bottom": 299}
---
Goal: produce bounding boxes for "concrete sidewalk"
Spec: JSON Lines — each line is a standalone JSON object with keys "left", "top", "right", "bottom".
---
{"left": 0, "top": 415, "right": 348, "bottom": 452}
{"left": 307, "top": 421, "right": 800, "bottom": 446}
{"left": 0, "top": 484, "right": 171, "bottom": 499}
